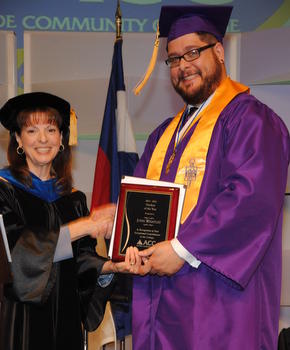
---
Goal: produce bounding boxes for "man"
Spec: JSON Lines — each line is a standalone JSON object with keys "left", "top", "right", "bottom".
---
{"left": 131, "top": 5, "right": 290, "bottom": 350}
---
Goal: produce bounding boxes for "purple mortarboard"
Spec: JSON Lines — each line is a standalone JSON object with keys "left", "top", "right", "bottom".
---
{"left": 159, "top": 5, "right": 233, "bottom": 43}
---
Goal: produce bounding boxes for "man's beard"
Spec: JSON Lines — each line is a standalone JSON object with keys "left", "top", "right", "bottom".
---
{"left": 173, "top": 55, "right": 223, "bottom": 105}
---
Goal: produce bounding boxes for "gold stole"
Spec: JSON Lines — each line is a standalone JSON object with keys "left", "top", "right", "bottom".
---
{"left": 146, "top": 77, "right": 249, "bottom": 223}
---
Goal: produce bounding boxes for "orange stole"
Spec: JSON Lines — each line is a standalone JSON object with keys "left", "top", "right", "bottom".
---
{"left": 146, "top": 78, "right": 249, "bottom": 223}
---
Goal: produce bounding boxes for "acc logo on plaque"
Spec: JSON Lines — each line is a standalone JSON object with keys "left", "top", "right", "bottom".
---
{"left": 137, "top": 239, "right": 156, "bottom": 247}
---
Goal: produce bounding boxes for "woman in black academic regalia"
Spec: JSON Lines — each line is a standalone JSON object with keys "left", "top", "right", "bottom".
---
{"left": 0, "top": 92, "right": 134, "bottom": 350}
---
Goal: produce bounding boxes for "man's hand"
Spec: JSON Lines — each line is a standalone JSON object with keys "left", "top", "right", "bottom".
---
{"left": 139, "top": 241, "right": 185, "bottom": 276}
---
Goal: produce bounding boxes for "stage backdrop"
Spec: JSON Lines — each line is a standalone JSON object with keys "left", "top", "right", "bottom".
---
{"left": 1, "top": 0, "right": 290, "bottom": 92}
{"left": 0, "top": 0, "right": 290, "bottom": 335}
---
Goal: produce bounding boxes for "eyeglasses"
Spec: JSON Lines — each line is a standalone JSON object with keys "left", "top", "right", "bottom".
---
{"left": 165, "top": 43, "right": 217, "bottom": 68}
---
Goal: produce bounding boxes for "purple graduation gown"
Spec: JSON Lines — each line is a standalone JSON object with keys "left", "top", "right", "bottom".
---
{"left": 132, "top": 92, "right": 290, "bottom": 350}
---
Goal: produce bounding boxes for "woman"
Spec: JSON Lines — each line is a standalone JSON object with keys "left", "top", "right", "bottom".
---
{"left": 0, "top": 92, "right": 133, "bottom": 350}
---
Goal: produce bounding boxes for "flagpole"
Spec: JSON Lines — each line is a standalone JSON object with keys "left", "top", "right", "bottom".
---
{"left": 115, "top": 0, "right": 126, "bottom": 345}
{"left": 115, "top": 6, "right": 126, "bottom": 350}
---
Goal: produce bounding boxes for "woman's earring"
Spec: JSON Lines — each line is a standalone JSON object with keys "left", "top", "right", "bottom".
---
{"left": 16, "top": 146, "right": 24, "bottom": 155}
{"left": 59, "top": 144, "right": 65, "bottom": 152}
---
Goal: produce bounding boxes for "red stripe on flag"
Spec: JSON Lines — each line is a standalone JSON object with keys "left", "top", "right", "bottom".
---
{"left": 91, "top": 148, "right": 111, "bottom": 209}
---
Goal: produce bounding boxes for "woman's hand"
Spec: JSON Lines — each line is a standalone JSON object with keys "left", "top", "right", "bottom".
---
{"left": 89, "top": 204, "right": 116, "bottom": 239}
{"left": 101, "top": 246, "right": 151, "bottom": 275}
{"left": 68, "top": 203, "right": 116, "bottom": 241}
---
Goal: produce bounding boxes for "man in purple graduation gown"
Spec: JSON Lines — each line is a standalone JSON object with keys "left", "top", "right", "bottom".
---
{"left": 131, "top": 5, "right": 290, "bottom": 350}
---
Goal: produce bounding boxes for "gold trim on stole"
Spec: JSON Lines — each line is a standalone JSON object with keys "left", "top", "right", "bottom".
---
{"left": 146, "top": 78, "right": 249, "bottom": 224}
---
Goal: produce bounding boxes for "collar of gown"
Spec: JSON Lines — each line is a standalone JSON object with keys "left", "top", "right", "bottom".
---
{"left": 0, "top": 168, "right": 60, "bottom": 202}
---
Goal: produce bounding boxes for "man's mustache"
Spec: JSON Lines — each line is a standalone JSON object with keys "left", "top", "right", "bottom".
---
{"left": 177, "top": 70, "right": 202, "bottom": 85}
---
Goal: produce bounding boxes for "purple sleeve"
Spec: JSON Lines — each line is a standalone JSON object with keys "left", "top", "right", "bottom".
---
{"left": 178, "top": 98, "right": 290, "bottom": 289}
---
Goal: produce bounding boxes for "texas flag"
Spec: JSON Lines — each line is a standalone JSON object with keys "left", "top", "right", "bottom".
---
{"left": 91, "top": 38, "right": 139, "bottom": 208}
{"left": 90, "top": 38, "right": 138, "bottom": 341}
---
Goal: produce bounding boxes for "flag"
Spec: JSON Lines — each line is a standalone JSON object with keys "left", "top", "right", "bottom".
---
{"left": 91, "top": 39, "right": 138, "bottom": 207}
{"left": 91, "top": 38, "right": 139, "bottom": 340}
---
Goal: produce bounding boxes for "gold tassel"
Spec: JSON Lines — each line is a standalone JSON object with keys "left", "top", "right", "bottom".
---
{"left": 69, "top": 108, "right": 78, "bottom": 146}
{"left": 133, "top": 24, "right": 160, "bottom": 96}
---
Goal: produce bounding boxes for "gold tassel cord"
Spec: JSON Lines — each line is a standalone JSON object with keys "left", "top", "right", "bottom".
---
{"left": 133, "top": 24, "right": 160, "bottom": 96}
{"left": 69, "top": 108, "right": 78, "bottom": 146}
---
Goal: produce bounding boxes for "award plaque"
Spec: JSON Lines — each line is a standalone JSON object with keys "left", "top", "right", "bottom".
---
{"left": 109, "top": 176, "right": 186, "bottom": 262}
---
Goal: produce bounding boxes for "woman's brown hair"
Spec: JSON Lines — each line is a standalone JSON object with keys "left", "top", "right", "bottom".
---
{"left": 7, "top": 106, "right": 73, "bottom": 195}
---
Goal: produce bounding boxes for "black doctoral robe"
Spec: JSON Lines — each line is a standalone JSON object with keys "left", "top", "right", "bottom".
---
{"left": 0, "top": 178, "right": 114, "bottom": 350}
